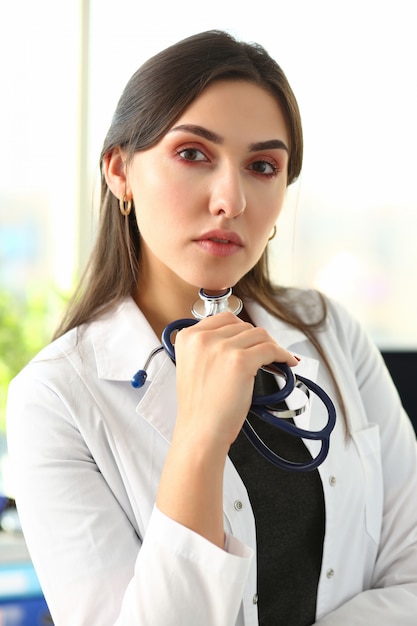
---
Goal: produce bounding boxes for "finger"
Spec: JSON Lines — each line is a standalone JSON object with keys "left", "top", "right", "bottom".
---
{"left": 176, "top": 313, "right": 253, "bottom": 345}
{"left": 215, "top": 324, "right": 299, "bottom": 367}
{"left": 194, "top": 311, "right": 249, "bottom": 331}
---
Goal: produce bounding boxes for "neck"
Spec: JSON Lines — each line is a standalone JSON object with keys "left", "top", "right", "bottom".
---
{"left": 133, "top": 277, "right": 199, "bottom": 340}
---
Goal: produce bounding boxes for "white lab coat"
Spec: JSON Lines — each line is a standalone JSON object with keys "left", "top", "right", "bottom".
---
{"left": 6, "top": 292, "right": 417, "bottom": 625}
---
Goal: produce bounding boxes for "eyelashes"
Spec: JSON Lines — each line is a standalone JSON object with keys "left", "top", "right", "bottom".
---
{"left": 176, "top": 147, "right": 207, "bottom": 162}
{"left": 175, "top": 145, "right": 281, "bottom": 178}
{"left": 248, "top": 160, "right": 280, "bottom": 177}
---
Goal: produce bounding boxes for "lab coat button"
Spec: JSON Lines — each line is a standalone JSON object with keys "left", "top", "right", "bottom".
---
{"left": 329, "top": 476, "right": 336, "bottom": 486}
{"left": 326, "top": 568, "right": 335, "bottom": 578}
{"left": 252, "top": 593, "right": 258, "bottom": 604}
{"left": 234, "top": 500, "right": 243, "bottom": 511}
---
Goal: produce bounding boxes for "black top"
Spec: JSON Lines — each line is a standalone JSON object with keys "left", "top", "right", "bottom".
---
{"left": 228, "top": 370, "right": 325, "bottom": 626}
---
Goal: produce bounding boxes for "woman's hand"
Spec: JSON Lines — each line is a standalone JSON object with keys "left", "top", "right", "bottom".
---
{"left": 174, "top": 312, "right": 298, "bottom": 448}
{"left": 156, "top": 312, "right": 298, "bottom": 548}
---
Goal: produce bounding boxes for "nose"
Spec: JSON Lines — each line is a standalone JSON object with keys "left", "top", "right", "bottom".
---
{"left": 208, "top": 165, "right": 246, "bottom": 218}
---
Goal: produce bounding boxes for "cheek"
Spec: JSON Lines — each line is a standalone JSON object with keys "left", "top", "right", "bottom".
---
{"left": 133, "top": 165, "right": 196, "bottom": 222}
{"left": 133, "top": 184, "right": 192, "bottom": 243}
{"left": 252, "top": 193, "right": 284, "bottom": 232}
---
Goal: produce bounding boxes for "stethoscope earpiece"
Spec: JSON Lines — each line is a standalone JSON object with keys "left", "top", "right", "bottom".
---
{"left": 132, "top": 288, "right": 336, "bottom": 472}
{"left": 131, "top": 346, "right": 165, "bottom": 387}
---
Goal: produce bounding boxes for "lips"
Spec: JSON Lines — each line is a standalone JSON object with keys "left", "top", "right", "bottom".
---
{"left": 194, "top": 230, "right": 244, "bottom": 257}
{"left": 197, "top": 230, "right": 243, "bottom": 247}
{"left": 210, "top": 237, "right": 230, "bottom": 243}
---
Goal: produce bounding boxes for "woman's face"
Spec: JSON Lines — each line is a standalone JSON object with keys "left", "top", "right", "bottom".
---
{"left": 127, "top": 79, "right": 290, "bottom": 299}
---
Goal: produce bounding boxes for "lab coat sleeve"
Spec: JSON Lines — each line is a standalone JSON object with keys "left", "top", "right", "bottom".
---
{"left": 315, "top": 299, "right": 417, "bottom": 625}
{"left": 6, "top": 370, "right": 253, "bottom": 626}
{"left": 117, "top": 506, "right": 252, "bottom": 625}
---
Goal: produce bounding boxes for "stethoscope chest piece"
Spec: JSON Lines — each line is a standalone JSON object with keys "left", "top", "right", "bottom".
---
{"left": 191, "top": 288, "right": 243, "bottom": 319}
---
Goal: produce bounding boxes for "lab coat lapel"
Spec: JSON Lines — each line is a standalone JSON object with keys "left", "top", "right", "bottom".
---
{"left": 135, "top": 354, "right": 178, "bottom": 443}
{"left": 93, "top": 297, "right": 160, "bottom": 382}
{"left": 91, "top": 297, "right": 179, "bottom": 442}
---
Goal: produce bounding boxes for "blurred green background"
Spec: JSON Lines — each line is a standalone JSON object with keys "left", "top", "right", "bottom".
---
{"left": 0, "top": 288, "right": 65, "bottom": 434}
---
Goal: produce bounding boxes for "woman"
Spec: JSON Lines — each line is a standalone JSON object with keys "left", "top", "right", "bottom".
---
{"left": 7, "top": 30, "right": 417, "bottom": 625}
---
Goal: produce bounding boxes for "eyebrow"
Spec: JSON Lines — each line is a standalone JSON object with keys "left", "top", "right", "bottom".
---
{"left": 170, "top": 124, "right": 289, "bottom": 153}
{"left": 249, "top": 139, "right": 288, "bottom": 153}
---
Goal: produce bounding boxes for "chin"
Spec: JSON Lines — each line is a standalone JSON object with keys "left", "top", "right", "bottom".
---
{"left": 182, "top": 266, "right": 244, "bottom": 296}
{"left": 193, "top": 274, "right": 240, "bottom": 294}
{"left": 198, "top": 281, "right": 237, "bottom": 295}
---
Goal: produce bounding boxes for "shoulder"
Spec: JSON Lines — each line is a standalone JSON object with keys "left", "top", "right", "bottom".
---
{"left": 276, "top": 286, "right": 327, "bottom": 321}
{"left": 9, "top": 301, "right": 113, "bottom": 391}
{"left": 280, "top": 287, "right": 361, "bottom": 333}
{"left": 271, "top": 288, "right": 378, "bottom": 369}
{"left": 9, "top": 296, "right": 156, "bottom": 393}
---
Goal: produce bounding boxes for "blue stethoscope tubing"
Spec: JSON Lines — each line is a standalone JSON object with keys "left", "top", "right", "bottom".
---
{"left": 242, "top": 376, "right": 335, "bottom": 472}
{"left": 160, "top": 318, "right": 336, "bottom": 472}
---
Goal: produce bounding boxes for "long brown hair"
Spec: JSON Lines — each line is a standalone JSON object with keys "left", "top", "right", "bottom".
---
{"left": 53, "top": 30, "right": 345, "bottom": 421}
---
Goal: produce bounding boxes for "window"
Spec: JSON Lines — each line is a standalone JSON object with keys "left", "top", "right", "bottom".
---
{"left": 1, "top": 1, "right": 416, "bottom": 453}
{"left": 86, "top": 0, "right": 417, "bottom": 348}
{"left": 0, "top": 1, "right": 79, "bottom": 468}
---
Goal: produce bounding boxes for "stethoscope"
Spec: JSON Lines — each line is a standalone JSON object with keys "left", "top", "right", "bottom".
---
{"left": 132, "top": 288, "right": 336, "bottom": 472}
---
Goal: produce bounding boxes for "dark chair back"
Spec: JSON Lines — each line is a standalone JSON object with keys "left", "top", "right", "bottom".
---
{"left": 381, "top": 351, "right": 417, "bottom": 435}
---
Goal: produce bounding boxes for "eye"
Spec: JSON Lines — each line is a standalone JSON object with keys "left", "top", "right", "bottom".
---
{"left": 248, "top": 159, "right": 279, "bottom": 176}
{"left": 177, "top": 147, "right": 207, "bottom": 162}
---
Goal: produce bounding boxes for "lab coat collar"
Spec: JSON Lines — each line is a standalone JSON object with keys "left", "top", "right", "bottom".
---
{"left": 90, "top": 296, "right": 320, "bottom": 442}
{"left": 91, "top": 297, "right": 178, "bottom": 442}
{"left": 90, "top": 296, "right": 311, "bottom": 383}
{"left": 91, "top": 297, "right": 162, "bottom": 382}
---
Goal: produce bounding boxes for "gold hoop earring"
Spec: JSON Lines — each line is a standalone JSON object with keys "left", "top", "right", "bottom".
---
{"left": 268, "top": 225, "right": 277, "bottom": 241}
{"left": 119, "top": 194, "right": 132, "bottom": 216}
